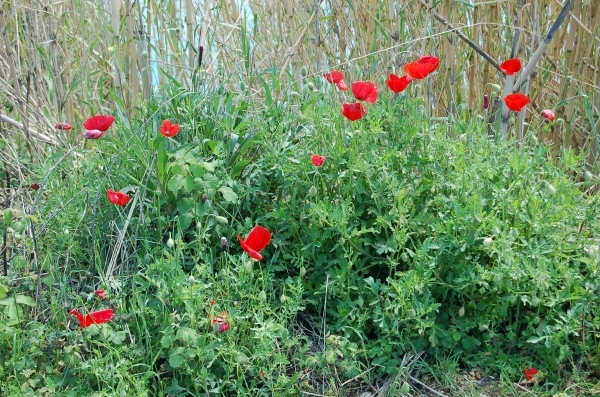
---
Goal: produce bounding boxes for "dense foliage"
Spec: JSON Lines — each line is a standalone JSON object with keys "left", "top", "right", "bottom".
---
{"left": 1, "top": 79, "right": 599, "bottom": 395}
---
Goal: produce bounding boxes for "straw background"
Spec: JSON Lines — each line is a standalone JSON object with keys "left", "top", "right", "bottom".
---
{"left": 1, "top": 0, "right": 598, "bottom": 167}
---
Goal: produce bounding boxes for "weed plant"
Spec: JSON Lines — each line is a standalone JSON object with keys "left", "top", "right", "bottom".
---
{"left": 1, "top": 77, "right": 600, "bottom": 395}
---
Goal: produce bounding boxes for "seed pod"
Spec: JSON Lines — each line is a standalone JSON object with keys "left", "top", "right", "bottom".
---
{"left": 214, "top": 215, "right": 228, "bottom": 225}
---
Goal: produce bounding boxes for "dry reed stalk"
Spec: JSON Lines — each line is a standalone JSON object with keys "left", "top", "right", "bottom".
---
{"left": 279, "top": 12, "right": 315, "bottom": 80}
{"left": 185, "top": 0, "right": 194, "bottom": 71}
{"left": 111, "top": 0, "right": 123, "bottom": 94}
{"left": 133, "top": 0, "right": 151, "bottom": 100}
{"left": 125, "top": 0, "right": 135, "bottom": 105}
{"left": 469, "top": 7, "right": 479, "bottom": 112}
{"left": 563, "top": 0, "right": 583, "bottom": 145}
{"left": 0, "top": 6, "right": 33, "bottom": 159}
{"left": 0, "top": 113, "right": 57, "bottom": 145}
{"left": 441, "top": 1, "right": 451, "bottom": 116}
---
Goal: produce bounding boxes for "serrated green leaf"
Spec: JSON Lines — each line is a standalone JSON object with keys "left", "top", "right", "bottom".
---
{"left": 200, "top": 162, "right": 216, "bottom": 172}
{"left": 169, "top": 353, "right": 184, "bottom": 368}
{"left": 183, "top": 175, "right": 195, "bottom": 193}
{"left": 218, "top": 186, "right": 238, "bottom": 203}
{"left": 167, "top": 175, "right": 185, "bottom": 196}
{"left": 109, "top": 331, "right": 127, "bottom": 345}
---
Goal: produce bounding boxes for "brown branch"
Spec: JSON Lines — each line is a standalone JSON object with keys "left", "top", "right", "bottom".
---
{"left": 512, "top": 0, "right": 575, "bottom": 91}
{"left": 416, "top": 0, "right": 501, "bottom": 73}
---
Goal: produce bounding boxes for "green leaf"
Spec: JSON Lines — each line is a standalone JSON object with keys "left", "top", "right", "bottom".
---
{"left": 218, "top": 186, "right": 238, "bottom": 203}
{"left": 109, "top": 331, "right": 127, "bottom": 345}
{"left": 452, "top": 331, "right": 461, "bottom": 342}
{"left": 169, "top": 353, "right": 184, "bottom": 368}
{"left": 15, "top": 295, "right": 36, "bottom": 306}
{"left": 161, "top": 327, "right": 176, "bottom": 348}
{"left": 183, "top": 175, "right": 195, "bottom": 193}
{"left": 167, "top": 175, "right": 185, "bottom": 196}
{"left": 178, "top": 213, "right": 193, "bottom": 231}
{"left": 231, "top": 160, "right": 250, "bottom": 179}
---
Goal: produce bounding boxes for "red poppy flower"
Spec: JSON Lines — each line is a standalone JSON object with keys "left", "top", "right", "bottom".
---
{"left": 504, "top": 93, "right": 529, "bottom": 112}
{"left": 237, "top": 225, "right": 272, "bottom": 261}
{"left": 336, "top": 80, "right": 349, "bottom": 91}
{"left": 54, "top": 122, "right": 72, "bottom": 130}
{"left": 209, "top": 311, "right": 230, "bottom": 333}
{"left": 541, "top": 109, "right": 555, "bottom": 121}
{"left": 500, "top": 58, "right": 522, "bottom": 76}
{"left": 30, "top": 183, "right": 40, "bottom": 190}
{"left": 159, "top": 119, "right": 180, "bottom": 138}
{"left": 524, "top": 367, "right": 539, "bottom": 381}
{"left": 341, "top": 102, "right": 367, "bottom": 121}
{"left": 107, "top": 189, "right": 131, "bottom": 206}
{"left": 387, "top": 74, "right": 413, "bottom": 93}
{"left": 351, "top": 81, "right": 378, "bottom": 104}
{"left": 69, "top": 308, "right": 114, "bottom": 328}
{"left": 323, "top": 71, "right": 344, "bottom": 84}
{"left": 84, "top": 129, "right": 104, "bottom": 139}
{"left": 311, "top": 155, "right": 325, "bottom": 167}
{"left": 404, "top": 56, "right": 440, "bottom": 79}
{"left": 83, "top": 115, "right": 115, "bottom": 132}
{"left": 94, "top": 290, "right": 107, "bottom": 300}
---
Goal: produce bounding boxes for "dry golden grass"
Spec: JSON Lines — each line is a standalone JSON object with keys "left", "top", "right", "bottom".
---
{"left": 1, "top": 0, "right": 598, "bottom": 167}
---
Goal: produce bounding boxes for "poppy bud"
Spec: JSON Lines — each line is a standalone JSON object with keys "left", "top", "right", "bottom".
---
{"left": 458, "top": 307, "right": 465, "bottom": 316}
{"left": 202, "top": 194, "right": 208, "bottom": 203}
{"left": 483, "top": 237, "right": 493, "bottom": 247}
{"left": 541, "top": 109, "right": 555, "bottom": 122}
{"left": 244, "top": 261, "right": 254, "bottom": 272}
{"left": 300, "top": 67, "right": 307, "bottom": 77}
{"left": 483, "top": 94, "right": 490, "bottom": 110}
{"left": 221, "top": 236, "right": 228, "bottom": 251}
{"left": 546, "top": 182, "right": 556, "bottom": 196}
{"left": 189, "top": 275, "right": 195, "bottom": 282}
{"left": 280, "top": 294, "right": 287, "bottom": 303}
{"left": 492, "top": 226, "right": 500, "bottom": 235}
{"left": 166, "top": 237, "right": 175, "bottom": 248}
{"left": 214, "top": 215, "right": 228, "bottom": 225}
{"left": 307, "top": 82, "right": 315, "bottom": 91}
{"left": 299, "top": 267, "right": 306, "bottom": 277}
{"left": 142, "top": 51, "right": 148, "bottom": 58}
{"left": 490, "top": 84, "right": 501, "bottom": 93}
{"left": 459, "top": 134, "right": 467, "bottom": 143}
{"left": 258, "top": 291, "right": 266, "bottom": 302}
{"left": 308, "top": 186, "right": 317, "bottom": 197}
